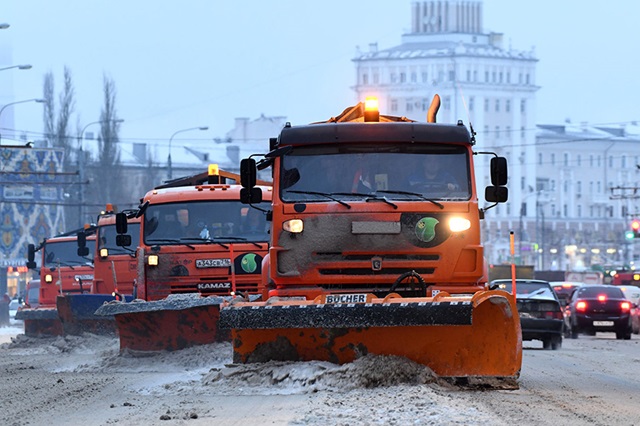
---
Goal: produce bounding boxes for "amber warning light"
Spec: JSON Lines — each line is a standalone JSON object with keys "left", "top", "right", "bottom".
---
{"left": 364, "top": 97, "right": 379, "bottom": 122}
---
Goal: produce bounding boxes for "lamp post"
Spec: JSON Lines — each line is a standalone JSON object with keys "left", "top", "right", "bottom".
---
{"left": 0, "top": 64, "right": 32, "bottom": 72}
{"left": 167, "top": 126, "right": 208, "bottom": 180}
{"left": 77, "top": 119, "right": 124, "bottom": 226}
{"left": 0, "top": 98, "right": 45, "bottom": 144}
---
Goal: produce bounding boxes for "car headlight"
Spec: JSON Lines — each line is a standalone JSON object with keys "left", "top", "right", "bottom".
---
{"left": 148, "top": 254, "right": 159, "bottom": 266}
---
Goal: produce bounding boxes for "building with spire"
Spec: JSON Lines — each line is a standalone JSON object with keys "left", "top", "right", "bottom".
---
{"left": 353, "top": 0, "right": 640, "bottom": 272}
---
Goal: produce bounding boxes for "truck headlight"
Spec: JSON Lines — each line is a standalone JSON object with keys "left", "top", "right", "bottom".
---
{"left": 100, "top": 248, "right": 109, "bottom": 258}
{"left": 449, "top": 217, "right": 471, "bottom": 232}
{"left": 148, "top": 254, "right": 159, "bottom": 266}
{"left": 283, "top": 219, "right": 304, "bottom": 233}
{"left": 45, "top": 274, "right": 53, "bottom": 283}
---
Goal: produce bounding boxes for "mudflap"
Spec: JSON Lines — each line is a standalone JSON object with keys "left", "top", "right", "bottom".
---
{"left": 220, "top": 291, "right": 522, "bottom": 387}
{"left": 57, "top": 294, "right": 133, "bottom": 336}
{"left": 15, "top": 307, "right": 64, "bottom": 337}
{"left": 95, "top": 295, "right": 230, "bottom": 352}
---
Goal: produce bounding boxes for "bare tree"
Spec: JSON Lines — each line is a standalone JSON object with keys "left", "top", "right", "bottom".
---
{"left": 42, "top": 72, "right": 55, "bottom": 147}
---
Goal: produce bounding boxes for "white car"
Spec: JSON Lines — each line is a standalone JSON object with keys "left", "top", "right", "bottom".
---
{"left": 8, "top": 299, "right": 21, "bottom": 319}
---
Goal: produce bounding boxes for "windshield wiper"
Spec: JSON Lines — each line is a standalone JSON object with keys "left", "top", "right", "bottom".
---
{"left": 146, "top": 238, "right": 195, "bottom": 250}
{"left": 376, "top": 190, "right": 444, "bottom": 209}
{"left": 285, "top": 190, "right": 351, "bottom": 208}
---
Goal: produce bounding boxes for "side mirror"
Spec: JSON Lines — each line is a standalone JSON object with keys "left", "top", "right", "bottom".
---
{"left": 240, "top": 187, "right": 263, "bottom": 204}
{"left": 490, "top": 157, "right": 508, "bottom": 186}
{"left": 77, "top": 231, "right": 90, "bottom": 257}
{"left": 115, "top": 212, "right": 128, "bottom": 234}
{"left": 485, "top": 186, "right": 508, "bottom": 203}
{"left": 116, "top": 234, "right": 132, "bottom": 247}
{"left": 26, "top": 244, "right": 37, "bottom": 269}
{"left": 240, "top": 158, "right": 257, "bottom": 188}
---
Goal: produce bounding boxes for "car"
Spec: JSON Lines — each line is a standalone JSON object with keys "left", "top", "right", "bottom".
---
{"left": 8, "top": 299, "right": 21, "bottom": 319}
{"left": 566, "top": 284, "right": 632, "bottom": 340}
{"left": 490, "top": 279, "right": 564, "bottom": 350}
{"left": 618, "top": 285, "right": 640, "bottom": 334}
{"left": 24, "top": 279, "right": 40, "bottom": 309}
{"left": 550, "top": 281, "right": 585, "bottom": 307}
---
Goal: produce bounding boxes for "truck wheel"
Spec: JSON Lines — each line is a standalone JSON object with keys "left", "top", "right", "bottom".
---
{"left": 542, "top": 339, "right": 552, "bottom": 350}
{"left": 551, "top": 336, "right": 562, "bottom": 350}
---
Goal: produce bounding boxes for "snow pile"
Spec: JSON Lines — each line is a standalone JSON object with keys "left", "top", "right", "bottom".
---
{"left": 203, "top": 354, "right": 437, "bottom": 395}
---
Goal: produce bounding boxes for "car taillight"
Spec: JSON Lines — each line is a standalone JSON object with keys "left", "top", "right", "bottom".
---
{"left": 576, "top": 301, "right": 587, "bottom": 311}
{"left": 621, "top": 301, "right": 631, "bottom": 312}
{"left": 543, "top": 311, "right": 564, "bottom": 320}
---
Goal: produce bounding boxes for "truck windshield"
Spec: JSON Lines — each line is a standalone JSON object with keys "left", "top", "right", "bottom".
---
{"left": 43, "top": 240, "right": 93, "bottom": 267}
{"left": 98, "top": 223, "right": 141, "bottom": 254}
{"left": 143, "top": 201, "right": 271, "bottom": 245}
{"left": 279, "top": 144, "right": 471, "bottom": 202}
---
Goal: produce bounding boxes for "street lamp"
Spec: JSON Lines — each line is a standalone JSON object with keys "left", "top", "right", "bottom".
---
{"left": 0, "top": 98, "right": 45, "bottom": 144}
{"left": 167, "top": 126, "right": 208, "bottom": 180}
{"left": 77, "top": 119, "right": 125, "bottom": 227}
{"left": 0, "top": 64, "right": 32, "bottom": 72}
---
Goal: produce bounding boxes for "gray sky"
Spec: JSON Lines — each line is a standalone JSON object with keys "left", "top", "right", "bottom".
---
{"left": 2, "top": 0, "right": 639, "bottom": 148}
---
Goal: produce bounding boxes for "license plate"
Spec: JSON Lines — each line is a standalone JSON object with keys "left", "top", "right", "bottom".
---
{"left": 325, "top": 294, "right": 368, "bottom": 304}
{"left": 593, "top": 321, "right": 614, "bottom": 326}
{"left": 196, "top": 258, "right": 231, "bottom": 268}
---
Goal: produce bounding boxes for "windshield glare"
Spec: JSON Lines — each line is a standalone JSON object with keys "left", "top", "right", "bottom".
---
{"left": 280, "top": 144, "right": 471, "bottom": 202}
{"left": 143, "top": 201, "right": 270, "bottom": 244}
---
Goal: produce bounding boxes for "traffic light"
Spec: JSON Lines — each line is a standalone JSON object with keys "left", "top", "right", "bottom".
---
{"left": 631, "top": 219, "right": 640, "bottom": 238}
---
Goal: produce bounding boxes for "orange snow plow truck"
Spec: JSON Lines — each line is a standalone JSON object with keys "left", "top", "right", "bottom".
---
{"left": 95, "top": 165, "right": 272, "bottom": 352}
{"left": 220, "top": 97, "right": 522, "bottom": 387}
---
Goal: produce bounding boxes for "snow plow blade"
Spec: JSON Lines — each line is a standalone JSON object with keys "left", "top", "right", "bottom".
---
{"left": 94, "top": 294, "right": 230, "bottom": 352}
{"left": 15, "top": 307, "right": 64, "bottom": 337}
{"left": 56, "top": 294, "right": 132, "bottom": 336}
{"left": 220, "top": 291, "right": 522, "bottom": 387}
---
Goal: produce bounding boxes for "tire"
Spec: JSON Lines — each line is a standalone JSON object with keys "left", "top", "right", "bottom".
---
{"left": 551, "top": 337, "right": 562, "bottom": 350}
{"left": 624, "top": 327, "right": 632, "bottom": 340}
{"left": 542, "top": 338, "right": 552, "bottom": 350}
{"left": 570, "top": 326, "right": 579, "bottom": 339}
{"left": 615, "top": 331, "right": 623, "bottom": 340}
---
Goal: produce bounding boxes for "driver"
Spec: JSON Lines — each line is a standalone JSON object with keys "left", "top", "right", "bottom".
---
{"left": 409, "top": 155, "right": 460, "bottom": 191}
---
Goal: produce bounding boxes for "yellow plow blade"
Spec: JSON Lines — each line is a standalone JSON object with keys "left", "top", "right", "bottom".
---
{"left": 220, "top": 290, "right": 522, "bottom": 386}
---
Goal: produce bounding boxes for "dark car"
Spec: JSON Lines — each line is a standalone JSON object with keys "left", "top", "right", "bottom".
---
{"left": 490, "top": 279, "right": 564, "bottom": 350}
{"left": 550, "top": 281, "right": 585, "bottom": 307}
{"left": 566, "top": 285, "right": 632, "bottom": 340}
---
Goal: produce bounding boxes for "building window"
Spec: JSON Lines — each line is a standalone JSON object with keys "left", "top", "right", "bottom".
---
{"left": 492, "top": 71, "right": 496, "bottom": 82}
{"left": 485, "top": 71, "right": 489, "bottom": 82}
{"left": 473, "top": 70, "right": 478, "bottom": 81}
{"left": 495, "top": 100, "right": 500, "bottom": 112}
{"left": 506, "top": 100, "right": 511, "bottom": 112}
{"left": 597, "top": 181, "right": 601, "bottom": 193}
{"left": 390, "top": 99, "right": 398, "bottom": 112}
{"left": 577, "top": 155, "right": 581, "bottom": 166}
{"left": 411, "top": 72, "right": 417, "bottom": 83}
{"left": 577, "top": 205, "right": 582, "bottom": 218}
{"left": 390, "top": 73, "right": 397, "bottom": 83}
{"left": 622, "top": 155, "right": 626, "bottom": 168}
{"left": 520, "top": 99, "right": 526, "bottom": 113}
{"left": 521, "top": 177, "right": 525, "bottom": 190}
{"left": 469, "top": 97, "right": 475, "bottom": 111}
{"left": 406, "top": 101, "right": 413, "bottom": 112}
{"left": 551, "top": 153, "right": 555, "bottom": 165}
{"left": 400, "top": 72, "right": 406, "bottom": 83}
{"left": 422, "top": 98, "right": 430, "bottom": 111}
{"left": 421, "top": 72, "right": 428, "bottom": 83}
{"left": 551, "top": 180, "right": 556, "bottom": 190}
{"left": 499, "top": 72, "right": 503, "bottom": 83}
{"left": 609, "top": 155, "right": 613, "bottom": 167}
{"left": 590, "top": 155, "right": 593, "bottom": 167}
{"left": 466, "top": 70, "right": 471, "bottom": 81}
{"left": 563, "top": 204, "right": 568, "bottom": 217}
{"left": 362, "top": 73, "right": 368, "bottom": 85}
{"left": 563, "top": 180, "right": 568, "bottom": 193}
{"left": 448, "top": 70, "right": 455, "bottom": 81}
{"left": 564, "top": 153, "right": 569, "bottom": 166}
{"left": 484, "top": 99, "right": 489, "bottom": 112}
{"left": 373, "top": 73, "right": 379, "bottom": 84}
{"left": 538, "top": 153, "right": 543, "bottom": 165}
{"left": 576, "top": 181, "right": 582, "bottom": 194}
{"left": 597, "top": 155, "right": 601, "bottom": 167}
{"left": 506, "top": 72, "right": 511, "bottom": 83}
{"left": 506, "top": 126, "right": 511, "bottom": 139}
{"left": 590, "top": 206, "right": 594, "bottom": 217}
{"left": 589, "top": 181, "right": 593, "bottom": 193}
{"left": 521, "top": 126, "right": 525, "bottom": 139}
{"left": 526, "top": 74, "right": 530, "bottom": 84}
{"left": 495, "top": 126, "right": 500, "bottom": 137}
